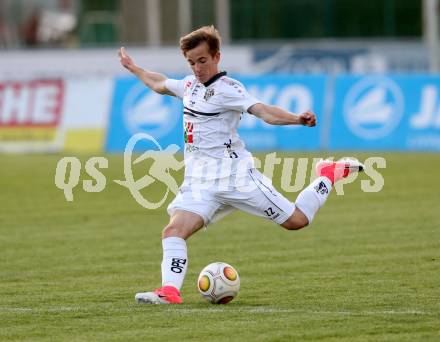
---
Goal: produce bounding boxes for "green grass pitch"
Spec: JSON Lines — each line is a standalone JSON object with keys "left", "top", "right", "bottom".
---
{"left": 0, "top": 152, "right": 439, "bottom": 341}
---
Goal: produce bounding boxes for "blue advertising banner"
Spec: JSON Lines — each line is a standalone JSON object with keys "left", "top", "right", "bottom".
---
{"left": 329, "top": 75, "right": 440, "bottom": 151}
{"left": 238, "top": 75, "right": 326, "bottom": 151}
{"left": 106, "top": 77, "right": 184, "bottom": 153}
{"left": 106, "top": 75, "right": 327, "bottom": 152}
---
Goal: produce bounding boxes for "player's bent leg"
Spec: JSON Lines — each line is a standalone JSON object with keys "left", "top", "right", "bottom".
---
{"left": 288, "top": 157, "right": 365, "bottom": 228}
{"left": 280, "top": 208, "right": 309, "bottom": 230}
{"left": 162, "top": 209, "right": 205, "bottom": 240}
{"left": 136, "top": 210, "right": 205, "bottom": 305}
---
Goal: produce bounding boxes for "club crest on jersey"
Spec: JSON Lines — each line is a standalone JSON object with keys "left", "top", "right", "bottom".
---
{"left": 314, "top": 181, "right": 329, "bottom": 195}
{"left": 204, "top": 88, "right": 215, "bottom": 101}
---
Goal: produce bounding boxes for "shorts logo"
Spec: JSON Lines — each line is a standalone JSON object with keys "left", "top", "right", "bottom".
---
{"left": 314, "top": 181, "right": 329, "bottom": 195}
{"left": 171, "top": 258, "right": 187, "bottom": 273}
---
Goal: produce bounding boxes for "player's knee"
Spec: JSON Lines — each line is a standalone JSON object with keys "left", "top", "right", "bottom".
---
{"left": 281, "top": 220, "right": 307, "bottom": 230}
{"left": 281, "top": 214, "right": 309, "bottom": 231}
{"left": 162, "top": 217, "right": 204, "bottom": 239}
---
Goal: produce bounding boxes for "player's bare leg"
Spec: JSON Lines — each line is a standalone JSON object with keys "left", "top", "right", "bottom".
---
{"left": 162, "top": 210, "right": 204, "bottom": 239}
{"left": 281, "top": 158, "right": 364, "bottom": 231}
{"left": 135, "top": 210, "right": 204, "bottom": 304}
{"left": 281, "top": 209, "right": 309, "bottom": 230}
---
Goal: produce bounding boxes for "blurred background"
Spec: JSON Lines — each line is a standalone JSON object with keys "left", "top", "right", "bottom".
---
{"left": 0, "top": 0, "right": 438, "bottom": 153}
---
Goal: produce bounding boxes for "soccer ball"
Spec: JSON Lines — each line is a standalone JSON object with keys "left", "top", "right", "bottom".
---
{"left": 197, "top": 262, "right": 240, "bottom": 304}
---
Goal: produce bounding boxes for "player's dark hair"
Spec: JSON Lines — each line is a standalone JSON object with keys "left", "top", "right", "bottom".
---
{"left": 180, "top": 25, "right": 221, "bottom": 57}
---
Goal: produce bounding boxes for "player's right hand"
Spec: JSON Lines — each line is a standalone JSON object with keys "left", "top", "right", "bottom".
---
{"left": 299, "top": 110, "right": 317, "bottom": 127}
{"left": 119, "top": 47, "right": 135, "bottom": 71}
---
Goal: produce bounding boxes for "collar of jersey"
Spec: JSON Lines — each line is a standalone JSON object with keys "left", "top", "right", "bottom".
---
{"left": 202, "top": 71, "right": 227, "bottom": 87}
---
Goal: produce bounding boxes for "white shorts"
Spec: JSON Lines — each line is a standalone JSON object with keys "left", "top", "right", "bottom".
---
{"left": 167, "top": 168, "right": 296, "bottom": 226}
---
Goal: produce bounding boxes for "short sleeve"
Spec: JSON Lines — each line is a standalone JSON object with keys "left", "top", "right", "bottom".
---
{"left": 220, "top": 81, "right": 261, "bottom": 113}
{"left": 165, "top": 78, "right": 185, "bottom": 99}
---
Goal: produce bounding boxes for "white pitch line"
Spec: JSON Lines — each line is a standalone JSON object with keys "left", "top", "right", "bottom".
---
{"left": 0, "top": 307, "right": 80, "bottom": 313}
{"left": 165, "top": 307, "right": 433, "bottom": 316}
{"left": 0, "top": 306, "right": 433, "bottom": 316}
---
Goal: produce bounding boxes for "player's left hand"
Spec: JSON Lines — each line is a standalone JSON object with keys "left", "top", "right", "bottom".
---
{"left": 299, "top": 110, "right": 317, "bottom": 127}
{"left": 119, "top": 47, "right": 136, "bottom": 72}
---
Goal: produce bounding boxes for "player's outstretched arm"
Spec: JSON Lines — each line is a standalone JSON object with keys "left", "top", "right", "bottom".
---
{"left": 248, "top": 103, "right": 316, "bottom": 127}
{"left": 118, "top": 47, "right": 174, "bottom": 96}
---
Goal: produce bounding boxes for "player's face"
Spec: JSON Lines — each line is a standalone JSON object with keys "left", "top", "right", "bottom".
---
{"left": 185, "top": 42, "right": 220, "bottom": 83}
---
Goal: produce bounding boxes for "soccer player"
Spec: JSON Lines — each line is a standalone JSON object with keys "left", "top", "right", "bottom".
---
{"left": 118, "top": 26, "right": 364, "bottom": 304}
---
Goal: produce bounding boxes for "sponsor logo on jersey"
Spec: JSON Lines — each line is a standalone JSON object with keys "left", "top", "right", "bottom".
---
{"left": 185, "top": 145, "right": 199, "bottom": 152}
{"left": 184, "top": 122, "right": 193, "bottom": 143}
{"left": 223, "top": 139, "right": 238, "bottom": 158}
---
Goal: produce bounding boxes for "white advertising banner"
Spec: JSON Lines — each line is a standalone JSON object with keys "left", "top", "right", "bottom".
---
{"left": 0, "top": 77, "right": 112, "bottom": 153}
{"left": 0, "top": 79, "right": 65, "bottom": 152}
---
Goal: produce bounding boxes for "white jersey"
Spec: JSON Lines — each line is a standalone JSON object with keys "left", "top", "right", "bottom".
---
{"left": 165, "top": 72, "right": 260, "bottom": 179}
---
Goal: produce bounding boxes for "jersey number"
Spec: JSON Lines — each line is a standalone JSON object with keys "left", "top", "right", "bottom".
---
{"left": 264, "top": 207, "right": 275, "bottom": 216}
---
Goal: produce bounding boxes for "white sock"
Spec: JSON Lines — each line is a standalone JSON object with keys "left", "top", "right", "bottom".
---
{"left": 295, "top": 177, "right": 332, "bottom": 223}
{"left": 161, "top": 237, "right": 188, "bottom": 291}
